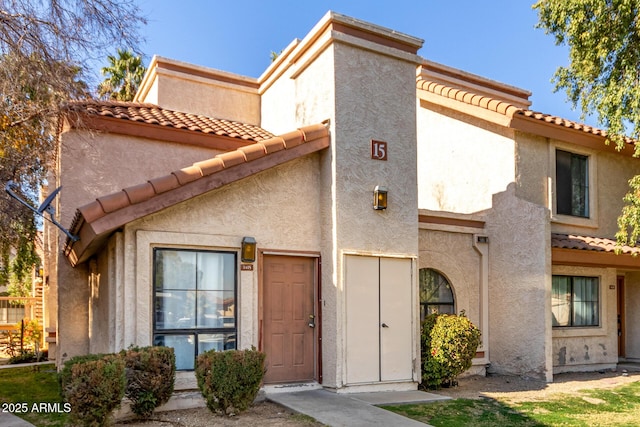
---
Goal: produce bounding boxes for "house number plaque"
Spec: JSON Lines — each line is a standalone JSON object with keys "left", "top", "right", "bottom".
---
{"left": 371, "top": 140, "right": 387, "bottom": 161}
{"left": 240, "top": 264, "right": 253, "bottom": 271}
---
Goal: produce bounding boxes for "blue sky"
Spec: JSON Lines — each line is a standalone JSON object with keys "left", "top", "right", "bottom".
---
{"left": 133, "top": 1, "right": 591, "bottom": 126}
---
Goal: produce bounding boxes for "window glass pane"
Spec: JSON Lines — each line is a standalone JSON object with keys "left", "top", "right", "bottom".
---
{"left": 155, "top": 290, "right": 196, "bottom": 329}
{"left": 556, "top": 150, "right": 572, "bottom": 215}
{"left": 572, "top": 277, "right": 598, "bottom": 326}
{"left": 153, "top": 249, "right": 237, "bottom": 371}
{"left": 155, "top": 250, "right": 196, "bottom": 290}
{"left": 556, "top": 150, "right": 589, "bottom": 217}
{"left": 552, "top": 276, "right": 571, "bottom": 327}
{"left": 419, "top": 269, "right": 454, "bottom": 304}
{"left": 571, "top": 154, "right": 588, "bottom": 217}
{"left": 428, "top": 304, "right": 455, "bottom": 315}
{"left": 199, "top": 333, "right": 236, "bottom": 353}
{"left": 552, "top": 275, "right": 598, "bottom": 327}
{"left": 197, "top": 290, "right": 235, "bottom": 328}
{"left": 154, "top": 334, "right": 195, "bottom": 370}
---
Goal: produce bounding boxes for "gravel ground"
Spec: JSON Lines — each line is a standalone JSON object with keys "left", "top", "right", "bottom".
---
{"left": 114, "top": 369, "right": 640, "bottom": 426}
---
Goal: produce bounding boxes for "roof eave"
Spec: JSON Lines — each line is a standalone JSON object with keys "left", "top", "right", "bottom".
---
{"left": 510, "top": 114, "right": 636, "bottom": 157}
{"left": 552, "top": 247, "right": 640, "bottom": 269}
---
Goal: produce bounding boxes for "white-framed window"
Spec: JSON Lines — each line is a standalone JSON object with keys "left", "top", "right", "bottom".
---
{"left": 419, "top": 268, "right": 455, "bottom": 320}
{"left": 552, "top": 275, "right": 599, "bottom": 327}
{"left": 555, "top": 149, "right": 589, "bottom": 218}
{"left": 153, "top": 248, "right": 237, "bottom": 370}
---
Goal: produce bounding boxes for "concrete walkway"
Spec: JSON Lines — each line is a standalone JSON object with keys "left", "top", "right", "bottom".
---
{"left": 267, "top": 389, "right": 449, "bottom": 427}
{"left": 0, "top": 413, "right": 34, "bottom": 427}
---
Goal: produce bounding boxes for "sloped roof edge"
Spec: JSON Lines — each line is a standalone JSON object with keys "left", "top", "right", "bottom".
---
{"left": 417, "top": 78, "right": 636, "bottom": 150}
{"left": 551, "top": 233, "right": 640, "bottom": 269}
{"left": 64, "top": 100, "right": 275, "bottom": 143}
{"left": 64, "top": 123, "right": 330, "bottom": 267}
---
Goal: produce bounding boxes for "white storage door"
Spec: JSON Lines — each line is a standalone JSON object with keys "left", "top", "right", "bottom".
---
{"left": 345, "top": 255, "right": 380, "bottom": 384}
{"left": 345, "top": 255, "right": 413, "bottom": 385}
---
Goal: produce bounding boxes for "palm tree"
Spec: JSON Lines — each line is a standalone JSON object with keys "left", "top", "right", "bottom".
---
{"left": 97, "top": 49, "right": 146, "bottom": 101}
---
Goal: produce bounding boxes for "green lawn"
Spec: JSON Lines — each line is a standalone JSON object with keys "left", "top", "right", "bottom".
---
{"left": 383, "top": 381, "right": 640, "bottom": 427}
{"left": 0, "top": 364, "right": 70, "bottom": 426}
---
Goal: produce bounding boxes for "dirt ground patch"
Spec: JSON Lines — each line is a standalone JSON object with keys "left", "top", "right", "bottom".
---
{"left": 114, "top": 400, "right": 325, "bottom": 427}
{"left": 115, "top": 369, "right": 640, "bottom": 426}
{"left": 435, "top": 369, "right": 640, "bottom": 403}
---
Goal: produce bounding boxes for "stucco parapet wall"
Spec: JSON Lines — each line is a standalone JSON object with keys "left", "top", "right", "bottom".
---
{"left": 259, "top": 11, "right": 424, "bottom": 93}
{"left": 135, "top": 55, "right": 260, "bottom": 103}
{"left": 64, "top": 122, "right": 330, "bottom": 267}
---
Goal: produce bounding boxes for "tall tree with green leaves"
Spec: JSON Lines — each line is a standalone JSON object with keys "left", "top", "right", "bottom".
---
{"left": 98, "top": 49, "right": 147, "bottom": 101}
{"left": 0, "top": 1, "right": 146, "bottom": 288}
{"left": 534, "top": 0, "right": 640, "bottom": 247}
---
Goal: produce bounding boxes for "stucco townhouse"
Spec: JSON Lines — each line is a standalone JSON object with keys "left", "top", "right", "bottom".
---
{"left": 43, "top": 12, "right": 640, "bottom": 392}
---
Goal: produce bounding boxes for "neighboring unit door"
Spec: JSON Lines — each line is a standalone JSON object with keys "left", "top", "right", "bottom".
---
{"left": 345, "top": 255, "right": 413, "bottom": 384}
{"left": 617, "top": 276, "right": 625, "bottom": 358}
{"left": 263, "top": 255, "right": 316, "bottom": 383}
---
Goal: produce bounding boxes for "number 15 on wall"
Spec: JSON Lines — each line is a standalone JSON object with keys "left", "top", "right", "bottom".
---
{"left": 371, "top": 140, "right": 388, "bottom": 161}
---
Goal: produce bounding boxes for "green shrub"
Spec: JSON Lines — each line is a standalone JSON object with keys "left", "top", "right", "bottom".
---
{"left": 121, "top": 345, "right": 175, "bottom": 419}
{"left": 421, "top": 311, "right": 481, "bottom": 389}
{"left": 59, "top": 354, "right": 126, "bottom": 426}
{"left": 195, "top": 347, "right": 265, "bottom": 416}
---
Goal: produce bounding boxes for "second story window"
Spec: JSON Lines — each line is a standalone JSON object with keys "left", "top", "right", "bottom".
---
{"left": 556, "top": 149, "right": 589, "bottom": 218}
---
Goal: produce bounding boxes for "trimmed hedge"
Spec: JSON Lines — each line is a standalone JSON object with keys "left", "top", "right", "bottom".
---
{"left": 121, "top": 345, "right": 176, "bottom": 419}
{"left": 195, "top": 347, "right": 265, "bottom": 416}
{"left": 59, "top": 354, "right": 126, "bottom": 426}
{"left": 421, "top": 311, "right": 481, "bottom": 389}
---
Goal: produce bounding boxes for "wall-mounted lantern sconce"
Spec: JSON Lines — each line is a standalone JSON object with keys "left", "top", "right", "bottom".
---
{"left": 373, "top": 186, "right": 388, "bottom": 210}
{"left": 241, "top": 237, "right": 257, "bottom": 263}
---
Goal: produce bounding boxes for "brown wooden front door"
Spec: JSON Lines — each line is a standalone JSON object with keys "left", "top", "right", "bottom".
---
{"left": 262, "top": 255, "right": 316, "bottom": 383}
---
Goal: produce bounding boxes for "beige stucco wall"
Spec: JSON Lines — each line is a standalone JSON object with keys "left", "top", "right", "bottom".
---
{"left": 514, "top": 132, "right": 549, "bottom": 207}
{"left": 514, "top": 133, "right": 640, "bottom": 237}
{"left": 331, "top": 42, "right": 420, "bottom": 390}
{"left": 55, "top": 130, "right": 227, "bottom": 365}
{"left": 484, "top": 184, "right": 553, "bottom": 381}
{"left": 141, "top": 65, "right": 261, "bottom": 126}
{"left": 552, "top": 266, "right": 618, "bottom": 373}
{"left": 418, "top": 230, "right": 481, "bottom": 327}
{"left": 416, "top": 104, "right": 516, "bottom": 213}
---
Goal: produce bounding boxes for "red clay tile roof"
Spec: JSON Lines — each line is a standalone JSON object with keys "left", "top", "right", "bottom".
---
{"left": 64, "top": 123, "right": 330, "bottom": 266}
{"left": 417, "top": 78, "right": 632, "bottom": 144}
{"left": 65, "top": 101, "right": 275, "bottom": 142}
{"left": 417, "top": 79, "right": 521, "bottom": 117}
{"left": 551, "top": 233, "right": 640, "bottom": 256}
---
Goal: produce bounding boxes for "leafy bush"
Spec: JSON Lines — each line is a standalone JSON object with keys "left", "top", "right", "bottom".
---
{"left": 1, "top": 319, "right": 43, "bottom": 361}
{"left": 421, "top": 311, "right": 481, "bottom": 389}
{"left": 59, "top": 354, "right": 126, "bottom": 426}
{"left": 121, "top": 345, "right": 175, "bottom": 419}
{"left": 195, "top": 347, "right": 265, "bottom": 416}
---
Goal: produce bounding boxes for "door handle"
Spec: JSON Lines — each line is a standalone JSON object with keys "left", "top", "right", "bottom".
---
{"left": 381, "top": 323, "right": 389, "bottom": 328}
{"left": 308, "top": 314, "right": 315, "bottom": 328}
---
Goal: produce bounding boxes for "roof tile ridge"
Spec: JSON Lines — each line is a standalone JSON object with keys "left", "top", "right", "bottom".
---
{"left": 73, "top": 123, "right": 329, "bottom": 229}
{"left": 417, "top": 77, "right": 522, "bottom": 117}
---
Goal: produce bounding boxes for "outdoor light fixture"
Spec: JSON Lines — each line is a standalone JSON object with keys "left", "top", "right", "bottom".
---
{"left": 241, "top": 236, "right": 257, "bottom": 263}
{"left": 373, "top": 186, "right": 388, "bottom": 210}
